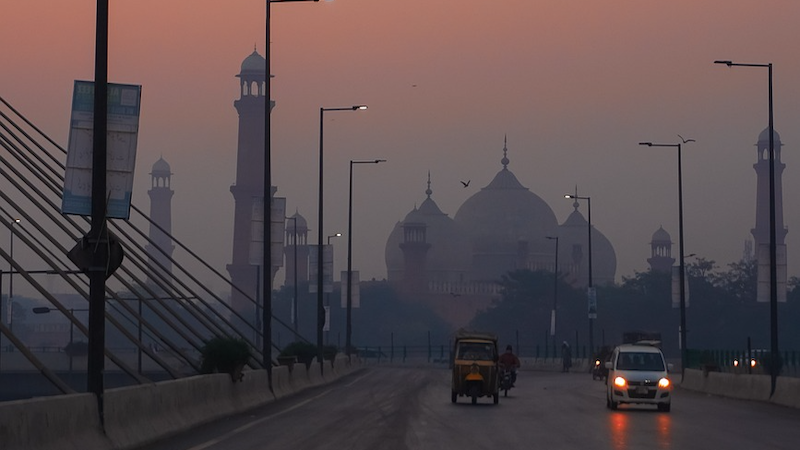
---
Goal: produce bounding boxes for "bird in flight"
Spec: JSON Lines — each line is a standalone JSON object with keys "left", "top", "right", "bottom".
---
{"left": 460, "top": 180, "right": 470, "bottom": 188}
{"left": 678, "top": 134, "right": 696, "bottom": 144}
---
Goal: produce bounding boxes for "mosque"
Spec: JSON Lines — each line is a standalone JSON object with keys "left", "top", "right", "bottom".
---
{"left": 384, "top": 139, "right": 617, "bottom": 326}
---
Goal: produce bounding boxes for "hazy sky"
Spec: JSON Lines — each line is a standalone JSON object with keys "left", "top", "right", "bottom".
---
{"left": 4, "top": 0, "right": 800, "bottom": 291}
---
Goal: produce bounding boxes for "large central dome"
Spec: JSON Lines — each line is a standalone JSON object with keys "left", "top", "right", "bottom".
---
{"left": 454, "top": 139, "right": 558, "bottom": 281}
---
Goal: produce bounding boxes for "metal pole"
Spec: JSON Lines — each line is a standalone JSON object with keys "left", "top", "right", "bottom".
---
{"left": 263, "top": 0, "right": 274, "bottom": 391}
{"left": 88, "top": 0, "right": 109, "bottom": 421}
{"left": 137, "top": 299, "right": 142, "bottom": 374}
{"left": 347, "top": 161, "right": 353, "bottom": 358}
{"left": 677, "top": 142, "right": 687, "bottom": 379}
{"left": 293, "top": 218, "right": 298, "bottom": 333}
{"left": 587, "top": 197, "right": 593, "bottom": 356}
{"left": 317, "top": 107, "right": 325, "bottom": 376}
{"left": 70, "top": 309, "right": 74, "bottom": 372}
{"left": 768, "top": 63, "right": 779, "bottom": 395}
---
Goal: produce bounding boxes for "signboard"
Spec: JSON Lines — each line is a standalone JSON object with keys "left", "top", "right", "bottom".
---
{"left": 587, "top": 286, "right": 597, "bottom": 319}
{"left": 308, "top": 245, "right": 333, "bottom": 293}
{"left": 671, "top": 266, "right": 690, "bottom": 308}
{"left": 340, "top": 270, "right": 360, "bottom": 308}
{"left": 756, "top": 243, "right": 787, "bottom": 302}
{"left": 249, "top": 196, "right": 286, "bottom": 268}
{"left": 62, "top": 80, "right": 142, "bottom": 219}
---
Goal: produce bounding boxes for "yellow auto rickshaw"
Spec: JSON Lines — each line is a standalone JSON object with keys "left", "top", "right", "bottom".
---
{"left": 450, "top": 330, "right": 499, "bottom": 405}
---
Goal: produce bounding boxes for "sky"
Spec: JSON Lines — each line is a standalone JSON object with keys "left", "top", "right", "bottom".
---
{"left": 3, "top": 0, "right": 800, "bottom": 295}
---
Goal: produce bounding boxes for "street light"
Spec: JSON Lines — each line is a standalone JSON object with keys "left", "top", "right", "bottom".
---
{"left": 546, "top": 236, "right": 559, "bottom": 338}
{"left": 317, "top": 105, "right": 367, "bottom": 375}
{"left": 347, "top": 159, "right": 385, "bottom": 358}
{"left": 714, "top": 59, "right": 779, "bottom": 395}
{"left": 325, "top": 233, "right": 341, "bottom": 345}
{"left": 564, "top": 193, "right": 593, "bottom": 355}
{"left": 640, "top": 139, "right": 692, "bottom": 379}
{"left": 286, "top": 216, "right": 299, "bottom": 332}
{"left": 32, "top": 307, "right": 89, "bottom": 372}
{"left": 8, "top": 219, "right": 20, "bottom": 330}
{"left": 264, "top": 0, "right": 320, "bottom": 386}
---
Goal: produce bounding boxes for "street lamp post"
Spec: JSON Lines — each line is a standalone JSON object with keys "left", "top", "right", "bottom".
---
{"left": 347, "top": 159, "right": 386, "bottom": 358}
{"left": 264, "top": 0, "right": 320, "bottom": 388}
{"left": 317, "top": 105, "right": 367, "bottom": 375}
{"left": 565, "top": 193, "right": 593, "bottom": 355}
{"left": 714, "top": 59, "right": 779, "bottom": 394}
{"left": 546, "top": 236, "right": 559, "bottom": 338}
{"left": 640, "top": 139, "right": 692, "bottom": 378}
{"left": 8, "top": 219, "right": 20, "bottom": 332}
{"left": 326, "top": 233, "right": 341, "bottom": 346}
{"left": 286, "top": 216, "right": 299, "bottom": 332}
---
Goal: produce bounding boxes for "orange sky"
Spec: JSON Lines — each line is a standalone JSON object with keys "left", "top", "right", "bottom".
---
{"left": 4, "top": 0, "right": 800, "bottom": 291}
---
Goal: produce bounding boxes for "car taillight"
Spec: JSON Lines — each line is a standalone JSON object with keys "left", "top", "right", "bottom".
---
{"left": 658, "top": 378, "right": 670, "bottom": 388}
{"left": 614, "top": 377, "right": 627, "bottom": 388}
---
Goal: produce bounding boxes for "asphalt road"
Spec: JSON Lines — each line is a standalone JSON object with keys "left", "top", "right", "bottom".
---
{"left": 137, "top": 366, "right": 800, "bottom": 450}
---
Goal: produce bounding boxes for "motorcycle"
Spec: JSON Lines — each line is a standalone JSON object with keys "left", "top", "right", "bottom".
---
{"left": 499, "top": 367, "right": 514, "bottom": 397}
{"left": 592, "top": 358, "right": 608, "bottom": 381}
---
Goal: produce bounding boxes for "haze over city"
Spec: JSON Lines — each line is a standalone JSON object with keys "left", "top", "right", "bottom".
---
{"left": 4, "top": 0, "right": 800, "bottom": 293}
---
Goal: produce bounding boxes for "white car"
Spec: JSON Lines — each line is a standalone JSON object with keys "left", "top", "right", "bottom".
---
{"left": 605, "top": 344, "right": 673, "bottom": 412}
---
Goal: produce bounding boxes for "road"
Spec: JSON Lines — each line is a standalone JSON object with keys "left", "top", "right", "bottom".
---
{"left": 137, "top": 366, "right": 800, "bottom": 450}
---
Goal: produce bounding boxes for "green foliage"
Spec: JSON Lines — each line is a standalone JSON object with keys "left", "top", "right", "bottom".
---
{"left": 279, "top": 341, "right": 337, "bottom": 366}
{"left": 200, "top": 337, "right": 251, "bottom": 374}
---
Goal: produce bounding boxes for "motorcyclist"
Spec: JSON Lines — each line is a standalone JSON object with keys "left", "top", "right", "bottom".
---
{"left": 498, "top": 345, "right": 521, "bottom": 386}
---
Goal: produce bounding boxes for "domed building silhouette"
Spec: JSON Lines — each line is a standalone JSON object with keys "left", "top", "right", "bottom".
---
{"left": 386, "top": 138, "right": 617, "bottom": 326}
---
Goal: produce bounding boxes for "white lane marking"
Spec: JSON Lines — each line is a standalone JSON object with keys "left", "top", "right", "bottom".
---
{"left": 184, "top": 370, "right": 372, "bottom": 450}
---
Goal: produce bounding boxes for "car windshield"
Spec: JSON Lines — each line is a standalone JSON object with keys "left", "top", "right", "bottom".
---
{"left": 457, "top": 343, "right": 494, "bottom": 360}
{"left": 616, "top": 351, "right": 665, "bottom": 371}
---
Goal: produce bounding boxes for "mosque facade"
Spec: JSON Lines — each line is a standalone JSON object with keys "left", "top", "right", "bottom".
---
{"left": 385, "top": 139, "right": 617, "bottom": 326}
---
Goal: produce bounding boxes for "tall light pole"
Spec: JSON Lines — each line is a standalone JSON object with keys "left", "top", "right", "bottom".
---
{"left": 347, "top": 159, "right": 386, "bottom": 358}
{"left": 265, "top": 0, "right": 319, "bottom": 387}
{"left": 326, "top": 233, "right": 341, "bottom": 346}
{"left": 7, "top": 219, "right": 20, "bottom": 332}
{"left": 565, "top": 193, "right": 593, "bottom": 355}
{"left": 318, "top": 105, "right": 367, "bottom": 374}
{"left": 286, "top": 216, "right": 299, "bottom": 332}
{"left": 640, "top": 139, "right": 692, "bottom": 378}
{"left": 714, "top": 59, "right": 779, "bottom": 394}
{"left": 546, "top": 236, "right": 559, "bottom": 338}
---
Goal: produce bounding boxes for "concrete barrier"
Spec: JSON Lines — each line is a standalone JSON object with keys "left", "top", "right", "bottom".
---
{"left": 0, "top": 393, "right": 111, "bottom": 450}
{"left": 308, "top": 359, "right": 326, "bottom": 387}
{"left": 272, "top": 365, "right": 293, "bottom": 399}
{"left": 771, "top": 377, "right": 800, "bottom": 409}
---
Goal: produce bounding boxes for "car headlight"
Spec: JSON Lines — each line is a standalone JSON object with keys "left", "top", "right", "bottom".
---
{"left": 658, "top": 378, "right": 670, "bottom": 388}
{"left": 614, "top": 376, "right": 627, "bottom": 388}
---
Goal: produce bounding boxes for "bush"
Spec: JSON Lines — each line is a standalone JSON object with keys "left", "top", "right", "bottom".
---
{"left": 200, "top": 337, "right": 251, "bottom": 375}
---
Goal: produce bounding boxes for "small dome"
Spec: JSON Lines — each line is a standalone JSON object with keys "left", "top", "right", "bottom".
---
{"left": 758, "top": 127, "right": 781, "bottom": 143}
{"left": 288, "top": 211, "right": 307, "bottom": 230}
{"left": 651, "top": 226, "right": 671, "bottom": 244}
{"left": 151, "top": 157, "right": 170, "bottom": 174}
{"left": 239, "top": 50, "right": 266, "bottom": 75}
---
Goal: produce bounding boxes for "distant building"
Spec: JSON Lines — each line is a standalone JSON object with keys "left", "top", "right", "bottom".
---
{"left": 647, "top": 226, "right": 674, "bottom": 273}
{"left": 385, "top": 138, "right": 617, "bottom": 326}
{"left": 145, "top": 157, "right": 175, "bottom": 288}
{"left": 284, "top": 211, "right": 310, "bottom": 286}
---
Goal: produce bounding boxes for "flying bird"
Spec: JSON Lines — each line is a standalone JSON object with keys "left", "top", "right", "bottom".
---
{"left": 678, "top": 134, "right": 696, "bottom": 144}
{"left": 460, "top": 180, "right": 470, "bottom": 188}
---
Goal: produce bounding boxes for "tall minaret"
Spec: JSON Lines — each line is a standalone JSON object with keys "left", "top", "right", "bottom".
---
{"left": 284, "top": 211, "right": 310, "bottom": 286}
{"left": 146, "top": 157, "right": 175, "bottom": 288}
{"left": 751, "top": 127, "right": 788, "bottom": 301}
{"left": 227, "top": 49, "right": 269, "bottom": 313}
{"left": 647, "top": 226, "right": 674, "bottom": 273}
{"left": 399, "top": 173, "right": 433, "bottom": 294}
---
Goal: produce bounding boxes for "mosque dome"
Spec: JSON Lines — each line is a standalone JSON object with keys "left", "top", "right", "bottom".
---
{"left": 287, "top": 211, "right": 307, "bottom": 230}
{"left": 239, "top": 50, "right": 266, "bottom": 75}
{"left": 757, "top": 127, "right": 781, "bottom": 144}
{"left": 558, "top": 197, "right": 617, "bottom": 286}
{"left": 650, "top": 226, "right": 671, "bottom": 244}
{"left": 453, "top": 139, "right": 559, "bottom": 280}
{"left": 151, "top": 157, "right": 171, "bottom": 175}
{"left": 385, "top": 175, "right": 470, "bottom": 282}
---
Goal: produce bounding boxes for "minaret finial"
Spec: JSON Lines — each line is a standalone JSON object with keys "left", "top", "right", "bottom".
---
{"left": 573, "top": 185, "right": 580, "bottom": 210}
{"left": 501, "top": 135, "right": 510, "bottom": 169}
{"left": 425, "top": 171, "right": 433, "bottom": 198}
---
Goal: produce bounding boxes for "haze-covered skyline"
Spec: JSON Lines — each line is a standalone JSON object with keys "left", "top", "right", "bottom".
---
{"left": 3, "top": 0, "right": 800, "bottom": 292}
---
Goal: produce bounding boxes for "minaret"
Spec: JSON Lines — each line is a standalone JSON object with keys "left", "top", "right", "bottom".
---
{"left": 647, "top": 226, "right": 674, "bottom": 273}
{"left": 284, "top": 211, "right": 310, "bottom": 286}
{"left": 399, "top": 173, "right": 433, "bottom": 294}
{"left": 227, "top": 49, "right": 269, "bottom": 313}
{"left": 751, "top": 127, "right": 788, "bottom": 301}
{"left": 146, "top": 157, "right": 175, "bottom": 288}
